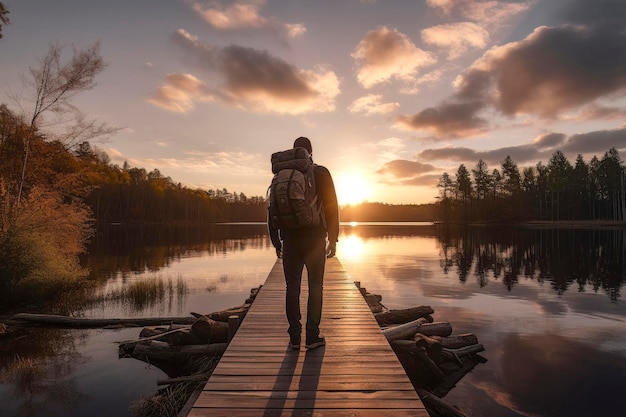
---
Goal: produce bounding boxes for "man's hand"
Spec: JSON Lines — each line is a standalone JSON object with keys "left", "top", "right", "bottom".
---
{"left": 276, "top": 248, "right": 283, "bottom": 258}
{"left": 326, "top": 242, "right": 336, "bottom": 258}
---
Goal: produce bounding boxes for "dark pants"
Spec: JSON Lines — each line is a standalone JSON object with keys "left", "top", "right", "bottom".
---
{"left": 282, "top": 234, "right": 326, "bottom": 340}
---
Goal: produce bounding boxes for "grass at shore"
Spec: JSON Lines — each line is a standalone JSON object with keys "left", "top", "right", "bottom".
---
{"left": 96, "top": 274, "right": 189, "bottom": 311}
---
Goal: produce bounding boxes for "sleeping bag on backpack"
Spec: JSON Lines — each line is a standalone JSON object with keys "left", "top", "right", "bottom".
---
{"left": 268, "top": 147, "right": 323, "bottom": 229}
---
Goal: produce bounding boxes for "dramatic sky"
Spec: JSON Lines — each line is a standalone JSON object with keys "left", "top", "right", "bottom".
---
{"left": 1, "top": 0, "right": 626, "bottom": 205}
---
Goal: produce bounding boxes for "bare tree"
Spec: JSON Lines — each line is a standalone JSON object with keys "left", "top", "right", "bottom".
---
{"left": 0, "top": 2, "right": 9, "bottom": 39}
{"left": 16, "top": 41, "right": 115, "bottom": 205}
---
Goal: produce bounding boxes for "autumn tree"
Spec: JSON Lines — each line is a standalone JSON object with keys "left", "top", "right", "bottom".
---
{"left": 0, "top": 42, "right": 111, "bottom": 304}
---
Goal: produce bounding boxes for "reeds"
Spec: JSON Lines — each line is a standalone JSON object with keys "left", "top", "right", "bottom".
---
{"left": 130, "top": 356, "right": 219, "bottom": 417}
{"left": 98, "top": 274, "right": 189, "bottom": 311}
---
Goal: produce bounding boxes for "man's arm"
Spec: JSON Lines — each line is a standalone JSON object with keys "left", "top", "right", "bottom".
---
{"left": 315, "top": 165, "right": 339, "bottom": 246}
{"left": 267, "top": 209, "right": 282, "bottom": 257}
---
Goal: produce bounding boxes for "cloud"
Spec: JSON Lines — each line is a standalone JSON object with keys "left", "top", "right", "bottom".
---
{"left": 421, "top": 22, "right": 490, "bottom": 59}
{"left": 561, "top": 126, "right": 626, "bottom": 154}
{"left": 418, "top": 144, "right": 546, "bottom": 166}
{"left": 399, "top": 19, "right": 626, "bottom": 138}
{"left": 471, "top": 25, "right": 626, "bottom": 117}
{"left": 426, "top": 0, "right": 454, "bottom": 15}
{"left": 562, "top": 0, "right": 626, "bottom": 27}
{"left": 395, "top": 100, "right": 489, "bottom": 138}
{"left": 415, "top": 126, "right": 626, "bottom": 168}
{"left": 352, "top": 26, "right": 436, "bottom": 89}
{"left": 152, "top": 29, "right": 339, "bottom": 114}
{"left": 427, "top": 0, "right": 531, "bottom": 28}
{"left": 348, "top": 94, "right": 400, "bottom": 115}
{"left": 147, "top": 73, "right": 213, "bottom": 112}
{"left": 376, "top": 159, "right": 440, "bottom": 186}
{"left": 564, "top": 104, "right": 626, "bottom": 122}
{"left": 190, "top": 0, "right": 305, "bottom": 40}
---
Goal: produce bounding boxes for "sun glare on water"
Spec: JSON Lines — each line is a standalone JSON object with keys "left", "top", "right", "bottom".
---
{"left": 334, "top": 172, "right": 371, "bottom": 206}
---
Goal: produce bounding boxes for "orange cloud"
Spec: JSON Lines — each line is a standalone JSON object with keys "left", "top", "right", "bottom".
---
{"left": 190, "top": 0, "right": 305, "bottom": 40}
{"left": 352, "top": 26, "right": 435, "bottom": 89}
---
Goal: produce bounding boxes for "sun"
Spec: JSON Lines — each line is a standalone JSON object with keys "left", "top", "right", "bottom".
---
{"left": 334, "top": 172, "right": 372, "bottom": 206}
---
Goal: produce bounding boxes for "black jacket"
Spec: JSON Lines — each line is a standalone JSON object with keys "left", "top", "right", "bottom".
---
{"left": 268, "top": 163, "right": 339, "bottom": 249}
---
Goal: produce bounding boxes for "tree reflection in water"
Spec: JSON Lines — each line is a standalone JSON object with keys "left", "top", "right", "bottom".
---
{"left": 437, "top": 226, "right": 625, "bottom": 301}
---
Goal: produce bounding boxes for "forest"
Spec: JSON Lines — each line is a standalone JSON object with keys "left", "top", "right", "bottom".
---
{"left": 436, "top": 150, "right": 626, "bottom": 223}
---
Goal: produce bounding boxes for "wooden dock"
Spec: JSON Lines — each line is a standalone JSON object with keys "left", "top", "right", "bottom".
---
{"left": 187, "top": 257, "right": 428, "bottom": 417}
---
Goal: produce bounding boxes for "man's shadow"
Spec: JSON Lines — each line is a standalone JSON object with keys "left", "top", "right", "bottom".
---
{"left": 263, "top": 345, "right": 325, "bottom": 417}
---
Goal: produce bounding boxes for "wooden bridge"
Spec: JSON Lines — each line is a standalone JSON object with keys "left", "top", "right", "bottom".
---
{"left": 187, "top": 257, "right": 428, "bottom": 416}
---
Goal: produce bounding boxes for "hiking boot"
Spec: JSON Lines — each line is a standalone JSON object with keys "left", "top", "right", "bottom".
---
{"left": 305, "top": 335, "right": 325, "bottom": 349}
{"left": 288, "top": 336, "right": 301, "bottom": 350}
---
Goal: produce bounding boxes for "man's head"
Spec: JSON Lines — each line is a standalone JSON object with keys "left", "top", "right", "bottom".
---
{"left": 293, "top": 136, "right": 312, "bottom": 155}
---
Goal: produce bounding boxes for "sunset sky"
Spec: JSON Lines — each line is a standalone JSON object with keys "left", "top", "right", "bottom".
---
{"left": 1, "top": 0, "right": 625, "bottom": 205}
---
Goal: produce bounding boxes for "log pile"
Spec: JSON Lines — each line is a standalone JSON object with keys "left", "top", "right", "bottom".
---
{"left": 356, "top": 282, "right": 486, "bottom": 417}
{"left": 117, "top": 285, "right": 262, "bottom": 374}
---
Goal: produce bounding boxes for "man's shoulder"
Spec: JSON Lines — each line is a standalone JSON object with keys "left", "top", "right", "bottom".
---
{"left": 313, "top": 164, "right": 331, "bottom": 176}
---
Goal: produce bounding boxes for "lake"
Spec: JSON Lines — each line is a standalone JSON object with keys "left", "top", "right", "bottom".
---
{"left": 1, "top": 222, "right": 625, "bottom": 417}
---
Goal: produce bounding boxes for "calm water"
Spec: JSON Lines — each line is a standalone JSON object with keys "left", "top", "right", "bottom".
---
{"left": 1, "top": 223, "right": 625, "bottom": 417}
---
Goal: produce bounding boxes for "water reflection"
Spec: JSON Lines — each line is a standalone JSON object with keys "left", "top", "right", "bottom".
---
{"left": 2, "top": 223, "right": 625, "bottom": 417}
{"left": 337, "top": 223, "right": 626, "bottom": 417}
{"left": 437, "top": 226, "right": 626, "bottom": 301}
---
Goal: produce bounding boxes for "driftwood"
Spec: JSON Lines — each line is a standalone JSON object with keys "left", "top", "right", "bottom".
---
{"left": 415, "top": 322, "right": 453, "bottom": 337}
{"left": 414, "top": 333, "right": 442, "bottom": 362}
{"left": 355, "top": 280, "right": 484, "bottom": 417}
{"left": 11, "top": 313, "right": 196, "bottom": 328}
{"left": 431, "top": 333, "right": 478, "bottom": 349}
{"left": 417, "top": 389, "right": 469, "bottom": 417}
{"left": 190, "top": 316, "right": 229, "bottom": 343}
{"left": 441, "top": 344, "right": 485, "bottom": 365}
{"left": 375, "top": 306, "right": 434, "bottom": 325}
{"left": 415, "top": 347, "right": 445, "bottom": 382}
{"left": 383, "top": 318, "right": 428, "bottom": 342}
{"left": 191, "top": 304, "right": 250, "bottom": 323}
{"left": 132, "top": 340, "right": 227, "bottom": 361}
{"left": 354, "top": 282, "right": 386, "bottom": 313}
{"left": 136, "top": 326, "right": 206, "bottom": 346}
{"left": 433, "top": 355, "right": 487, "bottom": 397}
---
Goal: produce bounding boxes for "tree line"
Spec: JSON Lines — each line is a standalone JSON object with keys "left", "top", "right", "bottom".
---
{"left": 436, "top": 149, "right": 626, "bottom": 223}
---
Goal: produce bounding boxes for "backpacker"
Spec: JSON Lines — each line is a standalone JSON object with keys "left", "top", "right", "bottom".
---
{"left": 267, "top": 147, "right": 323, "bottom": 229}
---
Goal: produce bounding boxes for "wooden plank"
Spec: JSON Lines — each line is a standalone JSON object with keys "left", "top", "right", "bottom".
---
{"left": 186, "top": 257, "right": 426, "bottom": 416}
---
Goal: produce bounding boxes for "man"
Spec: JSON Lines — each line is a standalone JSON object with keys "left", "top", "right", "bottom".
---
{"left": 268, "top": 136, "right": 339, "bottom": 350}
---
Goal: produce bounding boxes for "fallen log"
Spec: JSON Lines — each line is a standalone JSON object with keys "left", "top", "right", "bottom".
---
{"left": 414, "top": 333, "right": 442, "bottom": 362}
{"left": 431, "top": 333, "right": 478, "bottom": 349}
{"left": 375, "top": 306, "right": 435, "bottom": 325}
{"left": 11, "top": 313, "right": 196, "bottom": 328}
{"left": 441, "top": 344, "right": 485, "bottom": 365}
{"left": 415, "top": 347, "right": 445, "bottom": 382}
{"left": 190, "top": 316, "right": 229, "bottom": 343}
{"left": 383, "top": 318, "right": 424, "bottom": 342}
{"left": 417, "top": 389, "right": 469, "bottom": 417}
{"left": 433, "top": 355, "right": 487, "bottom": 397}
{"left": 354, "top": 282, "right": 386, "bottom": 313}
{"left": 206, "top": 304, "right": 249, "bottom": 322}
{"left": 415, "top": 322, "right": 453, "bottom": 337}
{"left": 132, "top": 341, "right": 227, "bottom": 361}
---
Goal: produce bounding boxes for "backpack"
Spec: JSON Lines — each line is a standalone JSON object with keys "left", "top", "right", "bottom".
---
{"left": 267, "top": 147, "right": 323, "bottom": 229}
